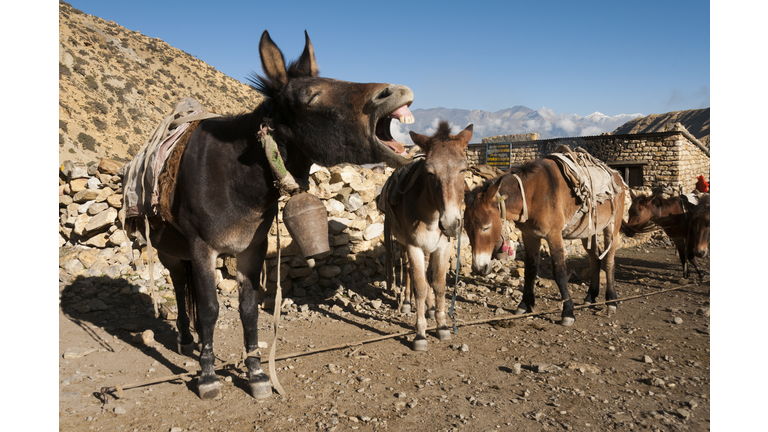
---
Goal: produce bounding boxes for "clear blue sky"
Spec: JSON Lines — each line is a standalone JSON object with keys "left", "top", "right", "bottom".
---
{"left": 64, "top": 0, "right": 711, "bottom": 117}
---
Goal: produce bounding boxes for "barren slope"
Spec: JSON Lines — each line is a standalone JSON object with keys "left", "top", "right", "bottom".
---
{"left": 611, "top": 108, "right": 709, "bottom": 147}
{"left": 58, "top": 1, "right": 264, "bottom": 165}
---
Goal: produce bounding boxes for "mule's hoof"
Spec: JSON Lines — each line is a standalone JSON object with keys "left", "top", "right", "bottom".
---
{"left": 560, "top": 317, "right": 575, "bottom": 327}
{"left": 514, "top": 308, "right": 527, "bottom": 315}
{"left": 607, "top": 305, "right": 617, "bottom": 313}
{"left": 198, "top": 381, "right": 222, "bottom": 400}
{"left": 427, "top": 310, "right": 436, "bottom": 320}
{"left": 249, "top": 381, "right": 272, "bottom": 399}
{"left": 178, "top": 342, "right": 196, "bottom": 357}
{"left": 437, "top": 329, "right": 451, "bottom": 341}
{"left": 400, "top": 304, "right": 411, "bottom": 314}
{"left": 413, "top": 338, "right": 428, "bottom": 351}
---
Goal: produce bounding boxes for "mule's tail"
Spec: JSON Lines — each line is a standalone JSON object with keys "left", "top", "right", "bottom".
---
{"left": 182, "top": 260, "right": 199, "bottom": 332}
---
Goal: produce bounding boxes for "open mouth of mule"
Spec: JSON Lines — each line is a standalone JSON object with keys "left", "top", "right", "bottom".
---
{"left": 375, "top": 104, "right": 414, "bottom": 157}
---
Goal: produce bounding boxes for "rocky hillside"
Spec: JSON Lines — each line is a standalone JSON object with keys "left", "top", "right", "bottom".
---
{"left": 611, "top": 108, "right": 710, "bottom": 148}
{"left": 58, "top": 1, "right": 264, "bottom": 165}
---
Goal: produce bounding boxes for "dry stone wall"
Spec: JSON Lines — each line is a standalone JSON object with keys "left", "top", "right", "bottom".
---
{"left": 465, "top": 127, "right": 710, "bottom": 193}
{"left": 59, "top": 157, "right": 653, "bottom": 310}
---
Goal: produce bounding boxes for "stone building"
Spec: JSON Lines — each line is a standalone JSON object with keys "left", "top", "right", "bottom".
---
{"left": 466, "top": 122, "right": 710, "bottom": 192}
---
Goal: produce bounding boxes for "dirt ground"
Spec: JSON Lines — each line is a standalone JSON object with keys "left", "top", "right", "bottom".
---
{"left": 58, "top": 242, "right": 710, "bottom": 432}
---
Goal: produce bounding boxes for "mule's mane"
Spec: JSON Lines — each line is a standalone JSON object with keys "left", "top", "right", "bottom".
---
{"left": 645, "top": 193, "right": 685, "bottom": 213}
{"left": 433, "top": 121, "right": 453, "bottom": 141}
{"left": 511, "top": 160, "right": 542, "bottom": 178}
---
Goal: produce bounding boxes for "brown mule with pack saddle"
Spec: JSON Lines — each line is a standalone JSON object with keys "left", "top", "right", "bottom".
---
{"left": 464, "top": 146, "right": 626, "bottom": 326}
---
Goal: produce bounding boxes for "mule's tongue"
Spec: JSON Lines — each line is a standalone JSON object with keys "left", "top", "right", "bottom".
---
{"left": 391, "top": 105, "right": 415, "bottom": 124}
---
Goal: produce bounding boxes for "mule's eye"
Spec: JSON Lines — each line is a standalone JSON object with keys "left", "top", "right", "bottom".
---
{"left": 482, "top": 224, "right": 491, "bottom": 232}
{"left": 306, "top": 91, "right": 320, "bottom": 105}
{"left": 299, "top": 87, "right": 321, "bottom": 106}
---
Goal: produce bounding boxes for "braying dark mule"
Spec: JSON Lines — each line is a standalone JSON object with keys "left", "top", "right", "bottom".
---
{"left": 135, "top": 31, "right": 416, "bottom": 400}
{"left": 622, "top": 191, "right": 709, "bottom": 281}
{"left": 378, "top": 121, "right": 472, "bottom": 351}
{"left": 464, "top": 157, "right": 626, "bottom": 326}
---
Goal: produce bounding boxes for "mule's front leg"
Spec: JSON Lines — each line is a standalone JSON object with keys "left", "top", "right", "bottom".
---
{"left": 685, "top": 244, "right": 705, "bottom": 283}
{"left": 515, "top": 234, "right": 541, "bottom": 315}
{"left": 237, "top": 246, "right": 272, "bottom": 399}
{"left": 430, "top": 243, "right": 452, "bottom": 341}
{"left": 548, "top": 236, "right": 575, "bottom": 326}
{"left": 688, "top": 256, "right": 705, "bottom": 283}
{"left": 189, "top": 243, "right": 222, "bottom": 400}
{"left": 672, "top": 237, "right": 690, "bottom": 279}
{"left": 407, "top": 246, "right": 430, "bottom": 351}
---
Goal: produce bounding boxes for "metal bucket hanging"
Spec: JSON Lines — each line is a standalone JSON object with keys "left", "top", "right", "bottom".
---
{"left": 282, "top": 193, "right": 330, "bottom": 267}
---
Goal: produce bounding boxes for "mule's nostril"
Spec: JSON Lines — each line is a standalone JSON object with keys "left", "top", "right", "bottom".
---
{"left": 377, "top": 87, "right": 393, "bottom": 99}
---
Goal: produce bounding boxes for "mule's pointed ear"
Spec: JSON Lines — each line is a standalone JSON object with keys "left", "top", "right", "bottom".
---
{"left": 409, "top": 131, "right": 430, "bottom": 152}
{"left": 295, "top": 30, "right": 319, "bottom": 77}
{"left": 483, "top": 179, "right": 502, "bottom": 204}
{"left": 630, "top": 189, "right": 638, "bottom": 200}
{"left": 259, "top": 30, "right": 288, "bottom": 88}
{"left": 456, "top": 124, "right": 474, "bottom": 146}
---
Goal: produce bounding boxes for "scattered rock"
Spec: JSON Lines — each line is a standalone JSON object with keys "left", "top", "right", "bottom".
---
{"left": 531, "top": 362, "right": 561, "bottom": 373}
{"left": 62, "top": 347, "right": 96, "bottom": 359}
{"left": 133, "top": 329, "right": 155, "bottom": 345}
{"left": 218, "top": 279, "right": 238, "bottom": 294}
{"left": 564, "top": 362, "right": 601, "bottom": 374}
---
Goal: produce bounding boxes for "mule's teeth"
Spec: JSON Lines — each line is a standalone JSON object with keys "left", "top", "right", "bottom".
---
{"left": 399, "top": 115, "right": 415, "bottom": 124}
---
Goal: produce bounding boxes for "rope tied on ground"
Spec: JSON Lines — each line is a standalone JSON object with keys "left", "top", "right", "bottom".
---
{"left": 98, "top": 282, "right": 701, "bottom": 405}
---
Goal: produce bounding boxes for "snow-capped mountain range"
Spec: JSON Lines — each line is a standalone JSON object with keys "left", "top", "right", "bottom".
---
{"left": 391, "top": 106, "right": 644, "bottom": 145}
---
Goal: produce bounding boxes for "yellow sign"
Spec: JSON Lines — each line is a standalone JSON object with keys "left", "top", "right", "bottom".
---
{"left": 486, "top": 143, "right": 510, "bottom": 168}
